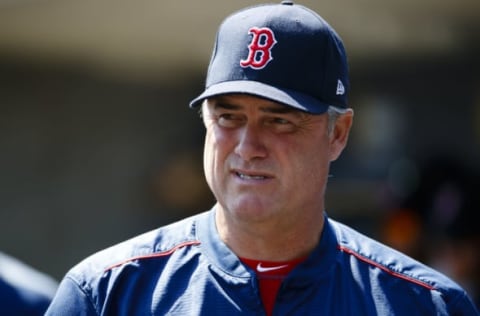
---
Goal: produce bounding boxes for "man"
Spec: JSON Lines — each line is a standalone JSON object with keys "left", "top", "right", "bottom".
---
{"left": 0, "top": 251, "right": 58, "bottom": 316}
{"left": 46, "top": 1, "right": 478, "bottom": 315}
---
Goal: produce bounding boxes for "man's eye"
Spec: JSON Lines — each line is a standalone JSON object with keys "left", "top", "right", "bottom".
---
{"left": 273, "top": 117, "right": 290, "bottom": 125}
{"left": 266, "top": 117, "right": 297, "bottom": 132}
{"left": 217, "top": 114, "right": 244, "bottom": 128}
{"left": 267, "top": 117, "right": 293, "bottom": 126}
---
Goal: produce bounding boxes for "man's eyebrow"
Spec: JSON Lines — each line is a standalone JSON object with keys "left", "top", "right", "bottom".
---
{"left": 213, "top": 102, "right": 241, "bottom": 110}
{"left": 260, "top": 105, "right": 298, "bottom": 114}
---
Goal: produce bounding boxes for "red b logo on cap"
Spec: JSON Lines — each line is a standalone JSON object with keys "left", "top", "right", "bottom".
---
{"left": 240, "top": 27, "right": 277, "bottom": 69}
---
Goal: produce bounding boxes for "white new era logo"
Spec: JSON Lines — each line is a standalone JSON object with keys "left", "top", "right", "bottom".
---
{"left": 336, "top": 79, "right": 345, "bottom": 95}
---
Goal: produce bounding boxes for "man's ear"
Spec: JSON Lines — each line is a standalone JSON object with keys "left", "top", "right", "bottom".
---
{"left": 329, "top": 109, "right": 353, "bottom": 162}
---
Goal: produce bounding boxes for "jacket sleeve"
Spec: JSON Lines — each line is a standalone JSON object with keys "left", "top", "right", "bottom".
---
{"left": 45, "top": 276, "right": 98, "bottom": 316}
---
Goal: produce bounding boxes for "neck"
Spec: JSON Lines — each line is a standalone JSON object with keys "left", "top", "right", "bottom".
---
{"left": 215, "top": 203, "right": 325, "bottom": 261}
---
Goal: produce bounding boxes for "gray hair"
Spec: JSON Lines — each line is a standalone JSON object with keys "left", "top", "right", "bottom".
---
{"left": 327, "top": 106, "right": 348, "bottom": 134}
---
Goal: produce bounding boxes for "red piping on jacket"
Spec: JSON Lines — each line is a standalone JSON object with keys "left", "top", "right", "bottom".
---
{"left": 104, "top": 240, "right": 201, "bottom": 272}
{"left": 337, "top": 245, "right": 436, "bottom": 290}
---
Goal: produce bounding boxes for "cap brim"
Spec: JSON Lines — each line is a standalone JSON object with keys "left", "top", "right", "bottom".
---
{"left": 189, "top": 80, "right": 330, "bottom": 114}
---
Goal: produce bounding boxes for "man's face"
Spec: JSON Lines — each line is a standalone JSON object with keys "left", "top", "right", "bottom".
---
{"left": 202, "top": 94, "right": 350, "bottom": 224}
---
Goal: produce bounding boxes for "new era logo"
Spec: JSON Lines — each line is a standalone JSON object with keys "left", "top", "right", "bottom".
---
{"left": 336, "top": 79, "right": 345, "bottom": 95}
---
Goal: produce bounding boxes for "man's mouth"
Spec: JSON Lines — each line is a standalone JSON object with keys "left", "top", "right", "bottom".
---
{"left": 236, "top": 172, "right": 268, "bottom": 180}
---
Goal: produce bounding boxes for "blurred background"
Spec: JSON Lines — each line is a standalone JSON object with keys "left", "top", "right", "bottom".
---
{"left": 0, "top": 0, "right": 478, "bottom": 306}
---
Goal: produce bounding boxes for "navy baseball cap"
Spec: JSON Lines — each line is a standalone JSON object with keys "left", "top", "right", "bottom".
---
{"left": 189, "top": 0, "right": 350, "bottom": 114}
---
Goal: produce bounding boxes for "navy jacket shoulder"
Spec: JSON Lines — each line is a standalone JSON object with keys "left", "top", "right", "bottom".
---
{"left": 45, "top": 210, "right": 479, "bottom": 315}
{"left": 0, "top": 252, "right": 58, "bottom": 316}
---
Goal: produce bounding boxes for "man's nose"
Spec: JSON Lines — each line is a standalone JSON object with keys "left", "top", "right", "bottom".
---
{"left": 234, "top": 123, "right": 268, "bottom": 161}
